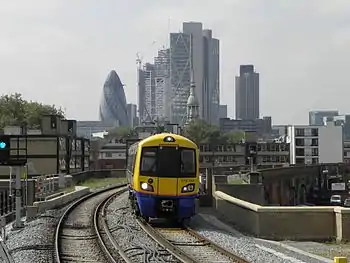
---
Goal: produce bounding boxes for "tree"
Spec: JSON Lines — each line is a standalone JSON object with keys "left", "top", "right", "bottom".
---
{"left": 224, "top": 131, "right": 245, "bottom": 144}
{"left": 183, "top": 119, "right": 225, "bottom": 145}
{"left": 0, "top": 93, "right": 65, "bottom": 129}
{"left": 183, "top": 119, "right": 246, "bottom": 145}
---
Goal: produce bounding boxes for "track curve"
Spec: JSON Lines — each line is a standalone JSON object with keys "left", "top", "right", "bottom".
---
{"left": 54, "top": 184, "right": 127, "bottom": 263}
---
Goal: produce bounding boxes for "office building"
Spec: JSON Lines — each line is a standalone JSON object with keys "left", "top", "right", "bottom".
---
{"left": 235, "top": 65, "right": 259, "bottom": 120}
{"left": 287, "top": 121, "right": 343, "bottom": 165}
{"left": 219, "top": 117, "right": 272, "bottom": 136}
{"left": 309, "top": 110, "right": 339, "bottom": 125}
{"left": 169, "top": 32, "right": 192, "bottom": 125}
{"left": 126, "top": 103, "right": 137, "bottom": 128}
{"left": 332, "top": 114, "right": 350, "bottom": 139}
{"left": 155, "top": 21, "right": 221, "bottom": 126}
{"left": 139, "top": 63, "right": 156, "bottom": 122}
{"left": 202, "top": 29, "right": 220, "bottom": 125}
{"left": 154, "top": 48, "right": 170, "bottom": 121}
{"left": 219, "top": 105, "right": 228, "bottom": 119}
{"left": 99, "top": 70, "right": 128, "bottom": 126}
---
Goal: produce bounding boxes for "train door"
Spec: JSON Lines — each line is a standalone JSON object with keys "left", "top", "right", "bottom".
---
{"left": 156, "top": 146, "right": 179, "bottom": 196}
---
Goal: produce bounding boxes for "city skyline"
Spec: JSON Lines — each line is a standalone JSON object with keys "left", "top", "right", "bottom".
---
{"left": 138, "top": 22, "right": 220, "bottom": 126}
{"left": 1, "top": 1, "right": 350, "bottom": 124}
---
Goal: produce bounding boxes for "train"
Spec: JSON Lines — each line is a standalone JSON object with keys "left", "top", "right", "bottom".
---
{"left": 126, "top": 133, "right": 200, "bottom": 223}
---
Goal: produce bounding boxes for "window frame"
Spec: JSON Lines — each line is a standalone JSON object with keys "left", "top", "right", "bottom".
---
{"left": 139, "top": 146, "right": 197, "bottom": 178}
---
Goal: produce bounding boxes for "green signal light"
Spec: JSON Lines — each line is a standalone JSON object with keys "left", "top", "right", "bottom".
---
{"left": 0, "top": 142, "right": 7, "bottom": 149}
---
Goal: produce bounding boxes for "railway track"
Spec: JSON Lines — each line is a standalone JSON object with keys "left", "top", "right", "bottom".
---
{"left": 94, "top": 190, "right": 133, "bottom": 263}
{"left": 100, "top": 191, "right": 180, "bottom": 263}
{"left": 54, "top": 184, "right": 127, "bottom": 263}
{"left": 137, "top": 218, "right": 249, "bottom": 263}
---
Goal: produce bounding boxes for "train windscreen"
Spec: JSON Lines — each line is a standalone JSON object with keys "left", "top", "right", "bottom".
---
{"left": 140, "top": 146, "right": 196, "bottom": 178}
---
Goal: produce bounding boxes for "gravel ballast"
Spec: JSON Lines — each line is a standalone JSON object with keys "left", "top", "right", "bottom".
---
{"left": 105, "top": 192, "right": 180, "bottom": 263}
{"left": 0, "top": 195, "right": 341, "bottom": 263}
{"left": 191, "top": 209, "right": 333, "bottom": 263}
{"left": 5, "top": 209, "right": 65, "bottom": 263}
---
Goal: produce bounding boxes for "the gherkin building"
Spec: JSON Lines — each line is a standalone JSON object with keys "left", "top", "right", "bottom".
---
{"left": 99, "top": 70, "right": 128, "bottom": 126}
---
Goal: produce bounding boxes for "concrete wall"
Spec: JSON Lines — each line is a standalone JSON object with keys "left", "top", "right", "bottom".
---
{"left": 33, "top": 186, "right": 90, "bottom": 213}
{"left": 212, "top": 175, "right": 265, "bottom": 205}
{"left": 216, "top": 184, "right": 265, "bottom": 205}
{"left": 214, "top": 190, "right": 350, "bottom": 242}
{"left": 259, "top": 165, "right": 320, "bottom": 183}
{"left": 70, "top": 169, "right": 126, "bottom": 183}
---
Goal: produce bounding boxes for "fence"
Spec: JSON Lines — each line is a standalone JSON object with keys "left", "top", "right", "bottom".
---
{"left": 0, "top": 169, "right": 127, "bottom": 222}
{"left": 0, "top": 183, "right": 31, "bottom": 223}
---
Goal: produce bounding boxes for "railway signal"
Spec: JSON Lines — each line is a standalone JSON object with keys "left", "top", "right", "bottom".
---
{"left": 0, "top": 135, "right": 10, "bottom": 164}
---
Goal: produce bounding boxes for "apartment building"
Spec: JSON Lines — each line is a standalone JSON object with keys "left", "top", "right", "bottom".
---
{"left": 287, "top": 121, "right": 343, "bottom": 165}
{"left": 96, "top": 141, "right": 126, "bottom": 169}
{"left": 199, "top": 142, "right": 289, "bottom": 168}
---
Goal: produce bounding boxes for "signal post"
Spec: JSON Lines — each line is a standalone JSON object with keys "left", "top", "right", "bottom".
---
{"left": 0, "top": 134, "right": 27, "bottom": 229}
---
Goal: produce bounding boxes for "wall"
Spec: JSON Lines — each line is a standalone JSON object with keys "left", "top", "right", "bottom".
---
{"left": 33, "top": 186, "right": 90, "bottom": 212}
{"left": 214, "top": 191, "right": 350, "bottom": 242}
{"left": 70, "top": 169, "right": 126, "bottom": 184}
{"left": 215, "top": 184, "right": 265, "bottom": 205}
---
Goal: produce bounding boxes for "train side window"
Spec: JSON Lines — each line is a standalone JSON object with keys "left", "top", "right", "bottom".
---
{"left": 131, "top": 153, "right": 137, "bottom": 174}
{"left": 181, "top": 149, "right": 196, "bottom": 174}
{"left": 140, "top": 147, "right": 157, "bottom": 175}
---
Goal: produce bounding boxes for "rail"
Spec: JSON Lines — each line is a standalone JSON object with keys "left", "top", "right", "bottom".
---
{"left": 94, "top": 187, "right": 131, "bottom": 263}
{"left": 54, "top": 183, "right": 127, "bottom": 263}
{"left": 137, "top": 218, "right": 249, "bottom": 263}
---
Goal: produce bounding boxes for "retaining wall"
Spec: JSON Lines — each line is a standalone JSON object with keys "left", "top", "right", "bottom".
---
{"left": 70, "top": 169, "right": 126, "bottom": 183}
{"left": 32, "top": 186, "right": 90, "bottom": 213}
{"left": 214, "top": 191, "right": 350, "bottom": 242}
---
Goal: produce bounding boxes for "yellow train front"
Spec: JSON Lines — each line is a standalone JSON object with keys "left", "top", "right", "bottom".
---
{"left": 127, "top": 133, "right": 199, "bottom": 222}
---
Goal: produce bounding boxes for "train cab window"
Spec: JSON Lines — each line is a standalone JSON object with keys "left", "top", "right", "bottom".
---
{"left": 140, "top": 147, "right": 157, "bottom": 174}
{"left": 158, "top": 147, "right": 180, "bottom": 177}
{"left": 181, "top": 149, "right": 196, "bottom": 174}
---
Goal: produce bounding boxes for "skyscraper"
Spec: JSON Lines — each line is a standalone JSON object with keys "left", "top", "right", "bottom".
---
{"left": 99, "top": 70, "right": 128, "bottom": 126}
{"left": 235, "top": 65, "right": 259, "bottom": 120}
{"left": 154, "top": 48, "right": 170, "bottom": 121}
{"left": 169, "top": 32, "right": 192, "bottom": 125}
{"left": 203, "top": 30, "right": 220, "bottom": 125}
{"left": 126, "top": 103, "right": 137, "bottom": 127}
{"left": 139, "top": 63, "right": 155, "bottom": 122}
{"left": 168, "top": 22, "right": 220, "bottom": 125}
{"left": 138, "top": 49, "right": 171, "bottom": 124}
{"left": 183, "top": 22, "right": 204, "bottom": 120}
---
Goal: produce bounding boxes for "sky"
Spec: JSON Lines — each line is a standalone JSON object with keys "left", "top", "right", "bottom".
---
{"left": 0, "top": 0, "right": 350, "bottom": 125}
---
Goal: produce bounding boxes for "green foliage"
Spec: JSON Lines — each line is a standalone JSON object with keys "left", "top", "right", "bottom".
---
{"left": 224, "top": 130, "right": 245, "bottom": 144}
{"left": 183, "top": 119, "right": 245, "bottom": 145}
{"left": 0, "top": 93, "right": 65, "bottom": 129}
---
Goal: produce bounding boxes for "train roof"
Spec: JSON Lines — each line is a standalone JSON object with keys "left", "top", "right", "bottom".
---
{"left": 138, "top": 133, "right": 196, "bottom": 147}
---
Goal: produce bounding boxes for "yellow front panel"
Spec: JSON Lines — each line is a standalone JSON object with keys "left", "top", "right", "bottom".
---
{"left": 136, "top": 175, "right": 159, "bottom": 194}
{"left": 177, "top": 178, "right": 199, "bottom": 195}
{"left": 158, "top": 178, "right": 178, "bottom": 196}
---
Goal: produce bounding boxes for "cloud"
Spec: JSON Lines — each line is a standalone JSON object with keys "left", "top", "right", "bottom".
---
{"left": 0, "top": 0, "right": 350, "bottom": 124}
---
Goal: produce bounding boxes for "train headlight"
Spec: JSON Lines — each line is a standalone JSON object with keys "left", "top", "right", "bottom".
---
{"left": 181, "top": 183, "right": 195, "bottom": 193}
{"left": 163, "top": 136, "right": 175, "bottom": 142}
{"left": 140, "top": 182, "right": 154, "bottom": 192}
